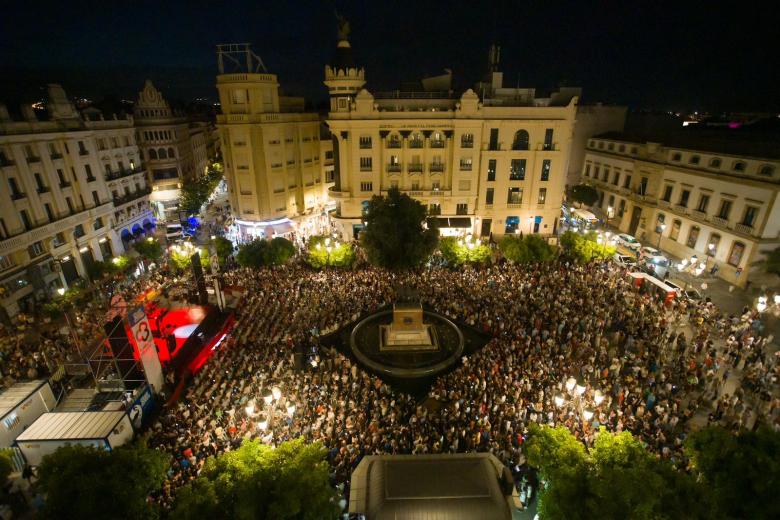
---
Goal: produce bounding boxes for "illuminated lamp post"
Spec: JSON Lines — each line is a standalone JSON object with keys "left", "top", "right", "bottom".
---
{"left": 656, "top": 224, "right": 666, "bottom": 249}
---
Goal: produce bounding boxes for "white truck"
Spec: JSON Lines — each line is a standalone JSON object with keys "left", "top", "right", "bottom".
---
{"left": 0, "top": 380, "right": 57, "bottom": 448}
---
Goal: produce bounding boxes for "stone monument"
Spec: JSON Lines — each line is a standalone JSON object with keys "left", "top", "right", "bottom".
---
{"left": 380, "top": 286, "right": 438, "bottom": 352}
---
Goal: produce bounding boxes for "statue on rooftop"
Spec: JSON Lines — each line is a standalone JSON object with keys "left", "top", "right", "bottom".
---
{"left": 335, "top": 11, "right": 350, "bottom": 41}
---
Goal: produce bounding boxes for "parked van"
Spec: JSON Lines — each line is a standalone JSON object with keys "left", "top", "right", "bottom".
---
{"left": 165, "top": 223, "right": 183, "bottom": 240}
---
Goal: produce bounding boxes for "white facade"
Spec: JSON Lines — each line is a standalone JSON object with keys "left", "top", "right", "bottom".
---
{"left": 0, "top": 85, "right": 153, "bottom": 318}
{"left": 583, "top": 134, "right": 780, "bottom": 286}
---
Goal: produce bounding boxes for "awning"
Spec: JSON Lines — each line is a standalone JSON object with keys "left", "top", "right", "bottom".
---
{"left": 272, "top": 222, "right": 295, "bottom": 235}
{"left": 428, "top": 217, "right": 472, "bottom": 229}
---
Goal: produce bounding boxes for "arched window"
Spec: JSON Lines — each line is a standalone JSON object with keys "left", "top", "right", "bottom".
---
{"left": 686, "top": 225, "right": 700, "bottom": 248}
{"left": 733, "top": 161, "right": 746, "bottom": 172}
{"left": 759, "top": 165, "right": 775, "bottom": 176}
{"left": 671, "top": 153, "right": 682, "bottom": 161}
{"left": 709, "top": 158, "right": 721, "bottom": 168}
{"left": 148, "top": 149, "right": 157, "bottom": 160}
{"left": 158, "top": 148, "right": 167, "bottom": 159}
{"left": 512, "top": 130, "right": 529, "bottom": 150}
{"left": 168, "top": 147, "right": 175, "bottom": 158}
{"left": 728, "top": 241, "right": 745, "bottom": 266}
{"left": 707, "top": 233, "right": 721, "bottom": 256}
{"left": 689, "top": 155, "right": 700, "bottom": 165}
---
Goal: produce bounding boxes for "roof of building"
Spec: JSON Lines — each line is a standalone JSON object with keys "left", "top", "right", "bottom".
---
{"left": 593, "top": 121, "right": 780, "bottom": 159}
{"left": 15, "top": 411, "right": 127, "bottom": 441}
{"left": 0, "top": 380, "right": 48, "bottom": 420}
{"left": 349, "top": 453, "right": 512, "bottom": 520}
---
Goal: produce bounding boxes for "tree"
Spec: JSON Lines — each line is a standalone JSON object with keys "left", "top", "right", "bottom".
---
{"left": 210, "top": 236, "right": 234, "bottom": 262}
{"left": 179, "top": 168, "right": 224, "bottom": 215}
{"left": 306, "top": 235, "right": 356, "bottom": 268}
{"left": 171, "top": 438, "right": 339, "bottom": 520}
{"left": 236, "top": 237, "right": 296, "bottom": 268}
{"left": 438, "top": 236, "right": 491, "bottom": 266}
{"left": 134, "top": 239, "right": 163, "bottom": 263}
{"left": 569, "top": 184, "right": 599, "bottom": 207}
{"left": 686, "top": 426, "right": 780, "bottom": 520}
{"left": 37, "top": 441, "right": 168, "bottom": 520}
{"left": 525, "top": 425, "right": 707, "bottom": 520}
{"left": 559, "top": 231, "right": 616, "bottom": 264}
{"left": 499, "top": 235, "right": 556, "bottom": 263}
{"left": 0, "top": 450, "right": 12, "bottom": 487}
{"left": 169, "top": 245, "right": 210, "bottom": 271}
{"left": 360, "top": 187, "right": 439, "bottom": 269}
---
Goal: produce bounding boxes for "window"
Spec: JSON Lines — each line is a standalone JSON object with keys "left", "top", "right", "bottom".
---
{"left": 487, "top": 160, "right": 496, "bottom": 181}
{"left": 456, "top": 203, "right": 468, "bottom": 215}
{"left": 360, "top": 182, "right": 373, "bottom": 192}
{"left": 460, "top": 133, "right": 474, "bottom": 148}
{"left": 359, "top": 136, "right": 372, "bottom": 149}
{"left": 28, "top": 241, "right": 45, "bottom": 258}
{"left": 485, "top": 188, "right": 494, "bottom": 205}
{"left": 717, "top": 199, "right": 732, "bottom": 220}
{"left": 602, "top": 167, "right": 609, "bottom": 182}
{"left": 510, "top": 159, "right": 526, "bottom": 181}
{"left": 93, "top": 217, "right": 104, "bottom": 230}
{"left": 431, "top": 132, "right": 444, "bottom": 147}
{"left": 543, "top": 129, "right": 553, "bottom": 150}
{"left": 85, "top": 164, "right": 95, "bottom": 181}
{"left": 669, "top": 219, "right": 681, "bottom": 241}
{"left": 429, "top": 203, "right": 441, "bottom": 215}
{"left": 537, "top": 188, "right": 547, "bottom": 205}
{"left": 540, "top": 160, "right": 551, "bottom": 181}
{"left": 733, "top": 161, "right": 746, "bottom": 172}
{"left": 20, "top": 210, "right": 33, "bottom": 230}
{"left": 387, "top": 134, "right": 401, "bottom": 148}
{"left": 708, "top": 233, "right": 721, "bottom": 256}
{"left": 662, "top": 185, "right": 673, "bottom": 202}
{"left": 759, "top": 165, "right": 774, "bottom": 176}
{"left": 618, "top": 199, "right": 626, "bottom": 217}
{"left": 742, "top": 206, "right": 758, "bottom": 227}
{"left": 671, "top": 153, "right": 682, "bottom": 161}
{"left": 608, "top": 194, "right": 615, "bottom": 209}
{"left": 619, "top": 144, "right": 626, "bottom": 153}
{"left": 639, "top": 177, "right": 648, "bottom": 195}
{"left": 623, "top": 175, "right": 632, "bottom": 189}
{"left": 584, "top": 164, "right": 591, "bottom": 177}
{"left": 359, "top": 157, "right": 372, "bottom": 171}
{"left": 696, "top": 194, "right": 710, "bottom": 212}
{"left": 33, "top": 173, "right": 46, "bottom": 192}
{"left": 686, "top": 226, "right": 700, "bottom": 248}
{"left": 44, "top": 203, "right": 54, "bottom": 222}
{"left": 429, "top": 181, "right": 440, "bottom": 192}
{"left": 598, "top": 142, "right": 605, "bottom": 149}
{"left": 709, "top": 158, "right": 722, "bottom": 168}
{"left": 612, "top": 170, "right": 620, "bottom": 185}
{"left": 488, "top": 128, "right": 499, "bottom": 150}
{"left": 678, "top": 189, "right": 690, "bottom": 207}
{"left": 512, "top": 130, "right": 529, "bottom": 150}
{"left": 78, "top": 141, "right": 88, "bottom": 155}
{"left": 92, "top": 191, "right": 100, "bottom": 206}
{"left": 149, "top": 149, "right": 158, "bottom": 160}
{"left": 66, "top": 197, "right": 74, "bottom": 214}
{"left": 460, "top": 157, "right": 473, "bottom": 170}
{"left": 0, "top": 255, "right": 13, "bottom": 271}
{"left": 73, "top": 224, "right": 85, "bottom": 238}
{"left": 231, "top": 89, "right": 247, "bottom": 103}
{"left": 728, "top": 242, "right": 745, "bottom": 266}
{"left": 507, "top": 188, "right": 523, "bottom": 204}
{"left": 689, "top": 155, "right": 700, "bottom": 165}
{"left": 52, "top": 232, "right": 66, "bottom": 247}
{"left": 411, "top": 181, "right": 420, "bottom": 191}
{"left": 409, "top": 133, "right": 423, "bottom": 148}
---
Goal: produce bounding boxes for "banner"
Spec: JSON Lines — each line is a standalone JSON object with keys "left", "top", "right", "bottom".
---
{"left": 128, "top": 384, "right": 155, "bottom": 430}
{"left": 127, "top": 306, "right": 164, "bottom": 393}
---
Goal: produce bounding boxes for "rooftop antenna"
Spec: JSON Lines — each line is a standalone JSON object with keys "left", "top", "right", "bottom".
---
{"left": 216, "top": 43, "right": 267, "bottom": 74}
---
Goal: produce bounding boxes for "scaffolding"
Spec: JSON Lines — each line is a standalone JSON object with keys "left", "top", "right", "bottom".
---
{"left": 216, "top": 43, "right": 267, "bottom": 74}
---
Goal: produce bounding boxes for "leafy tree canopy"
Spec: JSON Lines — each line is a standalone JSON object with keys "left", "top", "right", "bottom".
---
{"left": 439, "top": 236, "right": 491, "bottom": 266}
{"left": 37, "top": 441, "right": 168, "bottom": 520}
{"left": 133, "top": 238, "right": 163, "bottom": 262}
{"left": 569, "top": 184, "right": 599, "bottom": 206}
{"left": 210, "top": 236, "right": 234, "bottom": 262}
{"left": 360, "top": 187, "right": 439, "bottom": 269}
{"left": 686, "top": 425, "right": 780, "bottom": 520}
{"left": 305, "top": 235, "right": 355, "bottom": 269}
{"left": 171, "top": 438, "right": 339, "bottom": 520}
{"left": 179, "top": 167, "right": 224, "bottom": 215}
{"left": 499, "top": 235, "right": 556, "bottom": 263}
{"left": 236, "top": 237, "right": 296, "bottom": 268}
{"left": 559, "top": 230, "right": 616, "bottom": 264}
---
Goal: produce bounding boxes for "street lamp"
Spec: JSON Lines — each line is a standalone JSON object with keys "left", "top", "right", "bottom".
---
{"left": 554, "top": 395, "right": 565, "bottom": 408}
{"left": 594, "top": 390, "right": 605, "bottom": 406}
{"left": 757, "top": 296, "right": 768, "bottom": 313}
{"left": 528, "top": 216, "right": 534, "bottom": 234}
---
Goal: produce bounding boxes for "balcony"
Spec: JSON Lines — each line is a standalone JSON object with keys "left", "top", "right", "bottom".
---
{"left": 113, "top": 187, "right": 151, "bottom": 207}
{"left": 409, "top": 140, "right": 424, "bottom": 149}
{"left": 619, "top": 187, "right": 631, "bottom": 196}
{"left": 105, "top": 167, "right": 145, "bottom": 182}
{"left": 11, "top": 192, "right": 26, "bottom": 201}
{"left": 675, "top": 204, "right": 689, "bottom": 214}
{"left": 359, "top": 142, "right": 372, "bottom": 149}
{"left": 386, "top": 164, "right": 402, "bottom": 173}
{"left": 658, "top": 199, "right": 671, "bottom": 208}
{"left": 408, "top": 163, "right": 423, "bottom": 173}
{"left": 26, "top": 156, "right": 41, "bottom": 163}
{"left": 735, "top": 223, "right": 754, "bottom": 235}
{"left": 711, "top": 215, "right": 729, "bottom": 228}
{"left": 430, "top": 140, "right": 445, "bottom": 148}
{"left": 461, "top": 141, "right": 474, "bottom": 149}
{"left": 328, "top": 187, "right": 350, "bottom": 199}
{"left": 507, "top": 203, "right": 523, "bottom": 209}
{"left": 429, "top": 163, "right": 444, "bottom": 173}
{"left": 459, "top": 163, "right": 472, "bottom": 171}
{"left": 692, "top": 209, "right": 708, "bottom": 220}
{"left": 387, "top": 140, "right": 402, "bottom": 149}
{"left": 50, "top": 153, "right": 63, "bottom": 160}
{"left": 484, "top": 204, "right": 493, "bottom": 209}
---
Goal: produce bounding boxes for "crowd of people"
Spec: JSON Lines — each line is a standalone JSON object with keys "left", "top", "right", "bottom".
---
{"left": 145, "top": 260, "right": 779, "bottom": 512}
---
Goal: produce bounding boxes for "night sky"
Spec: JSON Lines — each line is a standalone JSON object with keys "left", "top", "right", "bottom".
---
{"left": 1, "top": 0, "right": 778, "bottom": 112}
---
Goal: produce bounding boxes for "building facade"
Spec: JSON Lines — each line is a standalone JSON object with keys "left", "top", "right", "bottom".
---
{"left": 134, "top": 80, "right": 213, "bottom": 221}
{"left": 0, "top": 85, "right": 153, "bottom": 318}
{"left": 324, "top": 39, "right": 578, "bottom": 241}
{"left": 582, "top": 132, "right": 780, "bottom": 286}
{"left": 216, "top": 45, "right": 330, "bottom": 240}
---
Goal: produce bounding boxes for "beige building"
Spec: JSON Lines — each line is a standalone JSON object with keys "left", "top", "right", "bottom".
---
{"left": 134, "top": 80, "right": 213, "bottom": 221}
{"left": 324, "top": 39, "right": 578, "bottom": 240}
{"left": 0, "top": 85, "right": 153, "bottom": 318}
{"left": 216, "top": 44, "right": 330, "bottom": 240}
{"left": 582, "top": 132, "right": 780, "bottom": 286}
